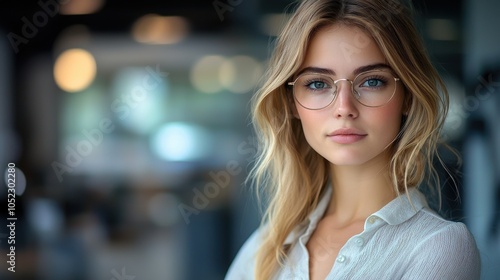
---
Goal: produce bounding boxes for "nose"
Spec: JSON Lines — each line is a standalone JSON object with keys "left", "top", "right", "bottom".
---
{"left": 333, "top": 80, "right": 359, "bottom": 119}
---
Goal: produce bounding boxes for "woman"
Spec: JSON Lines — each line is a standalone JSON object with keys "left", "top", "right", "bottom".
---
{"left": 226, "top": 0, "right": 481, "bottom": 279}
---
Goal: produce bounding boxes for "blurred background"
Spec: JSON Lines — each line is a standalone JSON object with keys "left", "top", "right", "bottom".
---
{"left": 0, "top": 0, "right": 499, "bottom": 279}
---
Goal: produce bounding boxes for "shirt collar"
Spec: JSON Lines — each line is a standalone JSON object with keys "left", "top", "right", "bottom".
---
{"left": 283, "top": 186, "right": 428, "bottom": 244}
{"left": 372, "top": 187, "right": 428, "bottom": 225}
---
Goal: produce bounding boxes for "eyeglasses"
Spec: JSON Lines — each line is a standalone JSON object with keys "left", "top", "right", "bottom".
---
{"left": 287, "top": 70, "right": 401, "bottom": 110}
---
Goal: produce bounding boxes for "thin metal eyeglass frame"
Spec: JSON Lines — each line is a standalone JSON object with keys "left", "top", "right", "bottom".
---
{"left": 287, "top": 70, "right": 401, "bottom": 110}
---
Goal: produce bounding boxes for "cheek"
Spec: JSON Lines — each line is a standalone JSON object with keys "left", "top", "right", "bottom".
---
{"left": 296, "top": 106, "right": 321, "bottom": 138}
{"left": 368, "top": 97, "right": 404, "bottom": 134}
{"left": 296, "top": 107, "right": 325, "bottom": 139}
{"left": 296, "top": 107, "right": 323, "bottom": 127}
{"left": 373, "top": 111, "right": 400, "bottom": 132}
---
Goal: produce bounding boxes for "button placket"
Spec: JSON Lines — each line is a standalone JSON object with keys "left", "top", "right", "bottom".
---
{"left": 336, "top": 254, "right": 346, "bottom": 263}
{"left": 367, "top": 216, "right": 378, "bottom": 224}
{"left": 353, "top": 236, "right": 364, "bottom": 247}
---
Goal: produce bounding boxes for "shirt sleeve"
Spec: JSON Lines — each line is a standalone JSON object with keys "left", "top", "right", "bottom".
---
{"left": 225, "top": 227, "right": 263, "bottom": 280}
{"left": 402, "top": 222, "right": 481, "bottom": 280}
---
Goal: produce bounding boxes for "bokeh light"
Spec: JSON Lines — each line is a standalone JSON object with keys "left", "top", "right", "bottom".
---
{"left": 132, "top": 14, "right": 188, "bottom": 44}
{"left": 54, "top": 48, "right": 97, "bottom": 92}
{"left": 4, "top": 167, "right": 27, "bottom": 196}
{"left": 220, "top": 55, "right": 263, "bottom": 94}
{"left": 111, "top": 67, "right": 168, "bottom": 134}
{"left": 60, "top": 0, "right": 105, "bottom": 15}
{"left": 150, "top": 122, "right": 212, "bottom": 161}
{"left": 190, "top": 55, "right": 227, "bottom": 94}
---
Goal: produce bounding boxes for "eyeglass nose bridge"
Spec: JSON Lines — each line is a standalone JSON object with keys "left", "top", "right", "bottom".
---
{"left": 332, "top": 78, "right": 361, "bottom": 100}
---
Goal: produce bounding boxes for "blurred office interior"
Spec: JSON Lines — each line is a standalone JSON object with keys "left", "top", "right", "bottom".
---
{"left": 0, "top": 0, "right": 499, "bottom": 279}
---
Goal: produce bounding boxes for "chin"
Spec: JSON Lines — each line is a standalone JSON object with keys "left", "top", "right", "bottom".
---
{"left": 323, "top": 148, "right": 388, "bottom": 166}
{"left": 324, "top": 155, "right": 371, "bottom": 166}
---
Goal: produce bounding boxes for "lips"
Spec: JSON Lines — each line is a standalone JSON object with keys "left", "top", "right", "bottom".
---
{"left": 327, "top": 128, "right": 367, "bottom": 144}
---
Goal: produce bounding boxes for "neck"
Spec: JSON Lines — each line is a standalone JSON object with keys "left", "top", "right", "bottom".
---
{"left": 326, "top": 153, "right": 396, "bottom": 224}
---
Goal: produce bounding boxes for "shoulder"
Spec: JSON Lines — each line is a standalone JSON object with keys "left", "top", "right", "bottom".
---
{"left": 409, "top": 208, "right": 480, "bottom": 259}
{"left": 404, "top": 210, "right": 481, "bottom": 279}
{"left": 225, "top": 226, "right": 266, "bottom": 280}
{"left": 413, "top": 214, "right": 478, "bottom": 255}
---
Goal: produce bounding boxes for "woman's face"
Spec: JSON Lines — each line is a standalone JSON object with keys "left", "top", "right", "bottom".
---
{"left": 293, "top": 24, "right": 405, "bottom": 166}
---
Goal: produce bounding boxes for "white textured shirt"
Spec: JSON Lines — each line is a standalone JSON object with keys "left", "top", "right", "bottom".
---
{"left": 226, "top": 187, "right": 481, "bottom": 279}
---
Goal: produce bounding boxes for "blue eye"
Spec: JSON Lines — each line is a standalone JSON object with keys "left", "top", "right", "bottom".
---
{"left": 306, "top": 81, "right": 329, "bottom": 90}
{"left": 361, "top": 78, "right": 384, "bottom": 88}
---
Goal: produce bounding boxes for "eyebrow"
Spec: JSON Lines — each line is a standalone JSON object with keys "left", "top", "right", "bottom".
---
{"left": 296, "top": 63, "right": 392, "bottom": 77}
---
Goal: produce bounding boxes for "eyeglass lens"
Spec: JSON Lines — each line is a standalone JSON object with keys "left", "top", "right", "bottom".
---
{"left": 292, "top": 70, "right": 398, "bottom": 109}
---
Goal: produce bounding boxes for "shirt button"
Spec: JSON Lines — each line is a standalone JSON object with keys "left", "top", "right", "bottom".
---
{"left": 368, "top": 216, "right": 378, "bottom": 224}
{"left": 354, "top": 237, "right": 364, "bottom": 247}
{"left": 336, "top": 254, "right": 346, "bottom": 263}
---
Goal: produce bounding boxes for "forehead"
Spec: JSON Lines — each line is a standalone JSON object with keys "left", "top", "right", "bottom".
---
{"left": 300, "top": 24, "right": 387, "bottom": 75}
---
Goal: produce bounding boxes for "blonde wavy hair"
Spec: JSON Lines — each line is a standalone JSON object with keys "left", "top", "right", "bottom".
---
{"left": 249, "top": 0, "right": 451, "bottom": 278}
